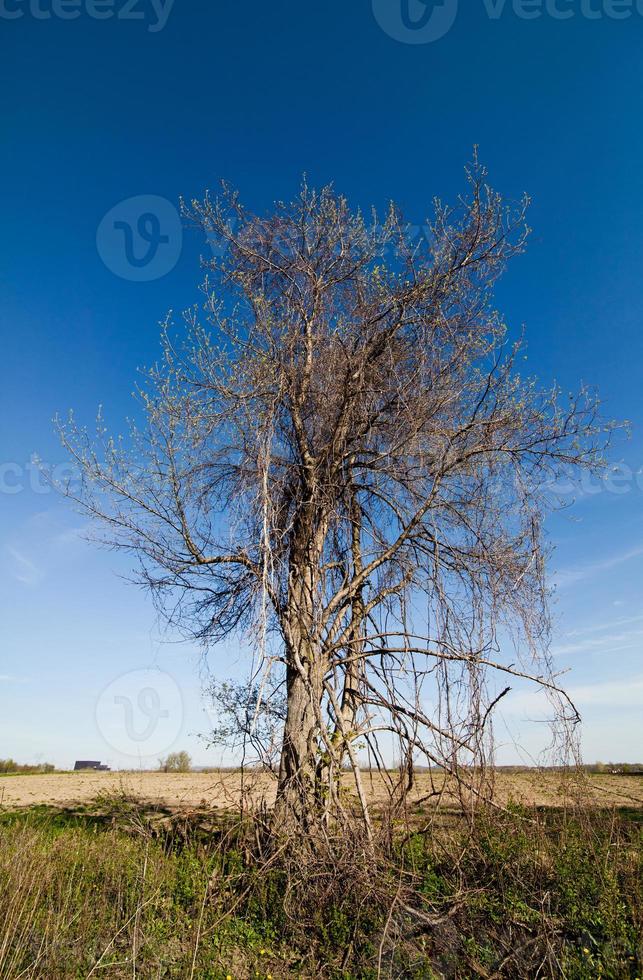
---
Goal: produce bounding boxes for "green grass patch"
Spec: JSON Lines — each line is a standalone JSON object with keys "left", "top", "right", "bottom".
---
{"left": 0, "top": 799, "right": 640, "bottom": 978}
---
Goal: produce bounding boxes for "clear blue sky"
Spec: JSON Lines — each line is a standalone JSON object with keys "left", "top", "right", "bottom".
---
{"left": 1, "top": 1, "right": 642, "bottom": 768}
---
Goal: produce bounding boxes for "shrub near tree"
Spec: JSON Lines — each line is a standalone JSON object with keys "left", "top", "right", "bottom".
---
{"left": 159, "top": 751, "right": 191, "bottom": 773}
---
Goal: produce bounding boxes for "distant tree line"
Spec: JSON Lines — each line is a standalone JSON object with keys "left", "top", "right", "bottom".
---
{"left": 0, "top": 759, "right": 55, "bottom": 774}
{"left": 591, "top": 762, "right": 643, "bottom": 774}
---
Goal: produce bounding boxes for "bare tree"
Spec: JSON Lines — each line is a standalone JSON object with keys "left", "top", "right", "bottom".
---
{"left": 59, "top": 161, "right": 611, "bottom": 836}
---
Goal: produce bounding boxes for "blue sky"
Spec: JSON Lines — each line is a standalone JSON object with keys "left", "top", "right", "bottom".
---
{"left": 1, "top": 0, "right": 642, "bottom": 768}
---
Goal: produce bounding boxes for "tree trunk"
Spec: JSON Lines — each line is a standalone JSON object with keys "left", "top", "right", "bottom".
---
{"left": 276, "top": 661, "right": 320, "bottom": 818}
{"left": 274, "top": 520, "right": 326, "bottom": 828}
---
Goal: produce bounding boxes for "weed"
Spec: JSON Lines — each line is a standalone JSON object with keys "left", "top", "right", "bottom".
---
{"left": 0, "top": 800, "right": 640, "bottom": 978}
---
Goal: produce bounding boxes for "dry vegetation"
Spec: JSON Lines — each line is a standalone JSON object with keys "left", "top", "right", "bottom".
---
{"left": 1, "top": 768, "right": 642, "bottom": 813}
{"left": 0, "top": 783, "right": 640, "bottom": 979}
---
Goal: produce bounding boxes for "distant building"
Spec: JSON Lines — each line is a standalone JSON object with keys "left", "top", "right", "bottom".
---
{"left": 73, "top": 760, "right": 110, "bottom": 771}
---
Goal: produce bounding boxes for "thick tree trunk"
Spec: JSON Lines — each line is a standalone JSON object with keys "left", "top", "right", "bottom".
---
{"left": 276, "top": 661, "right": 320, "bottom": 814}
{"left": 274, "top": 519, "right": 326, "bottom": 828}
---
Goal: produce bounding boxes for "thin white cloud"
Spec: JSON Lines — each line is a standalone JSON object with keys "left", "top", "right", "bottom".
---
{"left": 502, "top": 674, "right": 643, "bottom": 718}
{"left": 551, "top": 612, "right": 643, "bottom": 659}
{"left": 554, "top": 545, "right": 643, "bottom": 590}
{"left": 565, "top": 614, "right": 643, "bottom": 639}
{"left": 6, "top": 547, "right": 44, "bottom": 587}
{"left": 2, "top": 515, "right": 90, "bottom": 589}
{"left": 53, "top": 526, "right": 87, "bottom": 549}
{"left": 552, "top": 628, "right": 643, "bottom": 659}
{"left": 571, "top": 675, "right": 643, "bottom": 709}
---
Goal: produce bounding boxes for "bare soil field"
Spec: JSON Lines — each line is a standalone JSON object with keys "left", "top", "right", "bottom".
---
{"left": 1, "top": 769, "right": 641, "bottom": 812}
